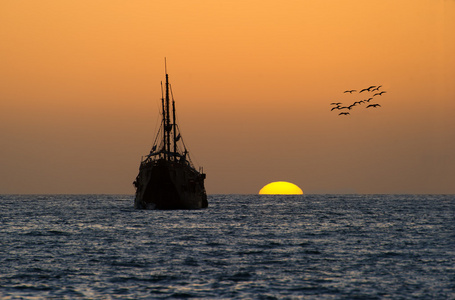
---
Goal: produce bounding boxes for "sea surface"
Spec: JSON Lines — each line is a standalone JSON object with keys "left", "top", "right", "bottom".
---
{"left": 0, "top": 194, "right": 454, "bottom": 299}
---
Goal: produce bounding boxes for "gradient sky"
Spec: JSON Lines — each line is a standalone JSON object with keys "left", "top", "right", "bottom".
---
{"left": 1, "top": 0, "right": 454, "bottom": 194}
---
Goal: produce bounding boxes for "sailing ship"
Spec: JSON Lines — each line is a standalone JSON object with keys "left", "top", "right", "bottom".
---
{"left": 133, "top": 64, "right": 208, "bottom": 210}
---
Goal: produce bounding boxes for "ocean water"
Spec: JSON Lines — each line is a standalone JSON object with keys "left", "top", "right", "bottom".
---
{"left": 0, "top": 194, "right": 454, "bottom": 299}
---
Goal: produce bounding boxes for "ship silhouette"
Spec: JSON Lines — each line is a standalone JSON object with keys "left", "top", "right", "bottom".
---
{"left": 133, "top": 63, "right": 208, "bottom": 209}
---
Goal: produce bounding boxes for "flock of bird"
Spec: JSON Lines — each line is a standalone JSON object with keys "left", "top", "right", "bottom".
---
{"left": 330, "top": 85, "right": 387, "bottom": 116}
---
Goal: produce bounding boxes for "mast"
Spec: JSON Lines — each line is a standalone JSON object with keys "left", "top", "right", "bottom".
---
{"left": 160, "top": 81, "right": 166, "bottom": 160}
{"left": 172, "top": 87, "right": 177, "bottom": 161}
{"left": 165, "top": 60, "right": 171, "bottom": 161}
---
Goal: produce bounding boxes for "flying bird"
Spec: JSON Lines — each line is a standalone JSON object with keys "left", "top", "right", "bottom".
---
{"left": 360, "top": 86, "right": 376, "bottom": 93}
{"left": 366, "top": 104, "right": 381, "bottom": 108}
{"left": 371, "top": 85, "right": 382, "bottom": 91}
{"left": 344, "top": 90, "right": 356, "bottom": 93}
{"left": 331, "top": 106, "right": 341, "bottom": 111}
{"left": 373, "top": 91, "right": 387, "bottom": 96}
{"left": 330, "top": 102, "right": 342, "bottom": 105}
{"left": 339, "top": 112, "right": 350, "bottom": 115}
{"left": 365, "top": 97, "right": 373, "bottom": 102}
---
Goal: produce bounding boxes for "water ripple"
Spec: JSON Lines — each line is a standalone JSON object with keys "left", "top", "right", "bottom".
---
{"left": 0, "top": 194, "right": 454, "bottom": 299}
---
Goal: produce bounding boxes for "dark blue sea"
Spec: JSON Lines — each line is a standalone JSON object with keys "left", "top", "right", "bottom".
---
{"left": 1, "top": 194, "right": 454, "bottom": 299}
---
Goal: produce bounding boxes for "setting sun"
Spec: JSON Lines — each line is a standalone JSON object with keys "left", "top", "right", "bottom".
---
{"left": 259, "top": 181, "right": 303, "bottom": 195}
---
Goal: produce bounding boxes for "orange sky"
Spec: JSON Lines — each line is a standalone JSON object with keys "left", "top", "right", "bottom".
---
{"left": 1, "top": 0, "right": 454, "bottom": 194}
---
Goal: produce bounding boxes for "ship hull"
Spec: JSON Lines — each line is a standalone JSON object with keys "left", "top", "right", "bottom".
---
{"left": 134, "top": 159, "right": 207, "bottom": 210}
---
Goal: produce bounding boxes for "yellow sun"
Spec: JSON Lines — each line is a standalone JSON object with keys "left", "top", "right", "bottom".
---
{"left": 258, "top": 181, "right": 303, "bottom": 195}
